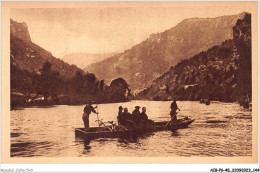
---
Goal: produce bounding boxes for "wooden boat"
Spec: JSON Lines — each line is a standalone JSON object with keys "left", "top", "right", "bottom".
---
{"left": 205, "top": 100, "right": 210, "bottom": 105}
{"left": 200, "top": 99, "right": 210, "bottom": 105}
{"left": 75, "top": 118, "right": 195, "bottom": 140}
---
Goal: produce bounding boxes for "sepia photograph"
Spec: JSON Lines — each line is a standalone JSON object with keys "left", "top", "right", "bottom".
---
{"left": 1, "top": 1, "right": 258, "bottom": 164}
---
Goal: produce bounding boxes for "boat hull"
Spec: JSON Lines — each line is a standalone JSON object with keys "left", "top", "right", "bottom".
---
{"left": 75, "top": 119, "right": 195, "bottom": 140}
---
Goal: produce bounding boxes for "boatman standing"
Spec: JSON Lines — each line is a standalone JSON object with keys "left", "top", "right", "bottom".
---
{"left": 170, "top": 99, "right": 180, "bottom": 122}
{"left": 82, "top": 101, "right": 98, "bottom": 131}
{"left": 117, "top": 106, "right": 124, "bottom": 125}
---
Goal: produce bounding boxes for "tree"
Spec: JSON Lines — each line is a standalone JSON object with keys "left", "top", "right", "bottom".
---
{"left": 233, "top": 13, "right": 252, "bottom": 102}
{"left": 39, "top": 61, "right": 62, "bottom": 103}
{"left": 11, "top": 64, "right": 41, "bottom": 104}
{"left": 84, "top": 73, "right": 98, "bottom": 95}
{"left": 110, "top": 78, "right": 131, "bottom": 102}
{"left": 73, "top": 70, "right": 84, "bottom": 94}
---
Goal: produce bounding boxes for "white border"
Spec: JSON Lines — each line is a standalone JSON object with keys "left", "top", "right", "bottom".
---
{"left": 0, "top": 0, "right": 259, "bottom": 172}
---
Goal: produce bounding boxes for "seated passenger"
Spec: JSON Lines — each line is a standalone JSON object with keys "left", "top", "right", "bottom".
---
{"left": 140, "top": 107, "right": 154, "bottom": 127}
{"left": 132, "top": 106, "right": 141, "bottom": 122}
{"left": 120, "top": 108, "right": 136, "bottom": 128}
{"left": 140, "top": 107, "right": 148, "bottom": 120}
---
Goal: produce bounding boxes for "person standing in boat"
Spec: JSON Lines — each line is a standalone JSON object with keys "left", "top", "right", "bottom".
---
{"left": 117, "top": 106, "right": 123, "bottom": 125}
{"left": 170, "top": 100, "right": 180, "bottom": 122}
{"left": 82, "top": 102, "right": 98, "bottom": 131}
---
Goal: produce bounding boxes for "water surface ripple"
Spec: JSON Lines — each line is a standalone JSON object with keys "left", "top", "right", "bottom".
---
{"left": 11, "top": 101, "right": 252, "bottom": 157}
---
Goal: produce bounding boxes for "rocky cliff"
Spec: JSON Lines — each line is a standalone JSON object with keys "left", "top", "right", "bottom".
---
{"left": 10, "top": 19, "right": 82, "bottom": 79}
{"left": 10, "top": 19, "right": 31, "bottom": 43}
{"left": 136, "top": 13, "right": 251, "bottom": 102}
{"left": 85, "top": 12, "right": 246, "bottom": 91}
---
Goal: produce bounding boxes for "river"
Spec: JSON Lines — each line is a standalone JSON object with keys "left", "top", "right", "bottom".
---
{"left": 10, "top": 101, "right": 252, "bottom": 157}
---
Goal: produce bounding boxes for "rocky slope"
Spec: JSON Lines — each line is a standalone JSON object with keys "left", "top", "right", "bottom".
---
{"left": 136, "top": 13, "right": 251, "bottom": 102}
{"left": 10, "top": 19, "right": 82, "bottom": 79}
{"left": 85, "top": 12, "right": 246, "bottom": 91}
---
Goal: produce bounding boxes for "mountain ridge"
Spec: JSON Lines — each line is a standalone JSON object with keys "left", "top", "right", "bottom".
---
{"left": 61, "top": 52, "right": 118, "bottom": 69}
{"left": 84, "top": 12, "right": 246, "bottom": 91}
{"left": 136, "top": 13, "right": 251, "bottom": 103}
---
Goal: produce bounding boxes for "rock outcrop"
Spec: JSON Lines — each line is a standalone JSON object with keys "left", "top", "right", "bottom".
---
{"left": 10, "top": 19, "right": 31, "bottom": 43}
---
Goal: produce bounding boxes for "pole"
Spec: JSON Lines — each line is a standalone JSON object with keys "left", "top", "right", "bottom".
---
{"left": 96, "top": 105, "right": 100, "bottom": 127}
{"left": 165, "top": 110, "right": 180, "bottom": 129}
{"left": 165, "top": 115, "right": 175, "bottom": 129}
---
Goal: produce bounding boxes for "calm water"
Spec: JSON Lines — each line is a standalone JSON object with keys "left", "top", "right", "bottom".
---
{"left": 11, "top": 101, "right": 252, "bottom": 157}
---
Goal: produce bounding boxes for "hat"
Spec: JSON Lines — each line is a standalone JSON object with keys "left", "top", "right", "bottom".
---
{"left": 135, "top": 106, "right": 140, "bottom": 109}
{"left": 88, "top": 100, "right": 95, "bottom": 104}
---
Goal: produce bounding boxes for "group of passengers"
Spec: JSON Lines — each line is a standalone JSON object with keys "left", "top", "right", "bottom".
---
{"left": 82, "top": 100, "right": 181, "bottom": 131}
{"left": 117, "top": 106, "right": 154, "bottom": 128}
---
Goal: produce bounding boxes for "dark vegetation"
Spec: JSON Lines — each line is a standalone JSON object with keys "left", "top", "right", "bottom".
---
{"left": 10, "top": 19, "right": 131, "bottom": 109}
{"left": 136, "top": 13, "right": 252, "bottom": 103}
{"left": 11, "top": 60, "right": 131, "bottom": 109}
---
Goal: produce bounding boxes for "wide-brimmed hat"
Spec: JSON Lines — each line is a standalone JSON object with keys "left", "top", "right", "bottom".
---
{"left": 135, "top": 106, "right": 140, "bottom": 109}
{"left": 86, "top": 100, "right": 94, "bottom": 105}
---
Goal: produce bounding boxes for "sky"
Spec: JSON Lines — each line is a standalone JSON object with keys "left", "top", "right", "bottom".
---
{"left": 10, "top": 4, "right": 252, "bottom": 58}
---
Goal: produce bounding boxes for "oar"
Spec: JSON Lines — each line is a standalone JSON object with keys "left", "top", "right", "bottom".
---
{"left": 165, "top": 115, "right": 174, "bottom": 130}
{"left": 165, "top": 110, "right": 180, "bottom": 130}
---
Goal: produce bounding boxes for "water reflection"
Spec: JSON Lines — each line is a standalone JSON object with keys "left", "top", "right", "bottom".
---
{"left": 171, "top": 130, "right": 180, "bottom": 137}
{"left": 11, "top": 101, "right": 252, "bottom": 157}
{"left": 84, "top": 139, "right": 91, "bottom": 150}
{"left": 118, "top": 132, "right": 154, "bottom": 142}
{"left": 11, "top": 132, "right": 22, "bottom": 137}
{"left": 118, "top": 137, "right": 138, "bottom": 144}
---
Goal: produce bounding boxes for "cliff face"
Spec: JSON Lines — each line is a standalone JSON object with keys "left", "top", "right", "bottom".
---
{"left": 136, "top": 13, "right": 251, "bottom": 102}
{"left": 10, "top": 19, "right": 82, "bottom": 79}
{"left": 85, "top": 12, "right": 246, "bottom": 91}
{"left": 10, "top": 19, "right": 31, "bottom": 43}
